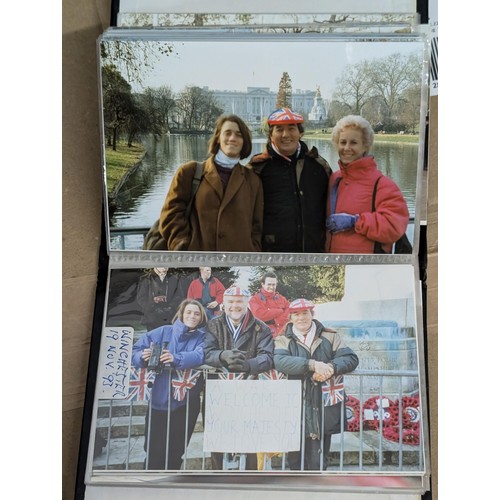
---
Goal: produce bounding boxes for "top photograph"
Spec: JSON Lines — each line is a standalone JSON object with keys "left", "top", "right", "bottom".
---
{"left": 99, "top": 30, "right": 428, "bottom": 255}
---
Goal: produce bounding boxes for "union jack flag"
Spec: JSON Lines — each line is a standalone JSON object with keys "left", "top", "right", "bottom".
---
{"left": 171, "top": 369, "right": 201, "bottom": 401}
{"left": 218, "top": 370, "right": 245, "bottom": 380}
{"left": 258, "top": 369, "right": 288, "bottom": 380}
{"left": 267, "top": 108, "right": 304, "bottom": 125}
{"left": 127, "top": 367, "right": 154, "bottom": 401}
{"left": 322, "top": 376, "right": 345, "bottom": 406}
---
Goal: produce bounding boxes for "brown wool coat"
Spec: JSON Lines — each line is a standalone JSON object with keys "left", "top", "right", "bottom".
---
{"left": 159, "top": 157, "right": 264, "bottom": 252}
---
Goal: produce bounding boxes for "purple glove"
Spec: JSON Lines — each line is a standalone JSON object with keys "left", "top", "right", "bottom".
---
{"left": 326, "top": 213, "right": 359, "bottom": 233}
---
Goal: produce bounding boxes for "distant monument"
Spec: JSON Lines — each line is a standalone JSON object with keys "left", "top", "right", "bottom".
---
{"left": 308, "top": 86, "right": 328, "bottom": 124}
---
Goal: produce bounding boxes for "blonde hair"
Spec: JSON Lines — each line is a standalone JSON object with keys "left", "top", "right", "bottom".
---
{"left": 331, "top": 115, "right": 374, "bottom": 151}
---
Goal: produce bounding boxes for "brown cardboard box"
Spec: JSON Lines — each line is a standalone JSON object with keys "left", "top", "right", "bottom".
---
{"left": 62, "top": 2, "right": 111, "bottom": 498}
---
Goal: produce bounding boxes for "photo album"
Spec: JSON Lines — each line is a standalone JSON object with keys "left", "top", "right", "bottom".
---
{"left": 77, "top": 2, "right": 431, "bottom": 498}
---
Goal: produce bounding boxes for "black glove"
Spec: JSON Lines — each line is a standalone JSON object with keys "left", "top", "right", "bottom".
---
{"left": 228, "top": 358, "right": 250, "bottom": 373}
{"left": 220, "top": 349, "right": 249, "bottom": 372}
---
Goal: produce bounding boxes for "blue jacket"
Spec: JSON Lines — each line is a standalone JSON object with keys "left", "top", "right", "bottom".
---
{"left": 132, "top": 319, "right": 205, "bottom": 411}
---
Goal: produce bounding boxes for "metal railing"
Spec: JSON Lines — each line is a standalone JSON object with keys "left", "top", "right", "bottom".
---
{"left": 108, "top": 219, "right": 415, "bottom": 251}
{"left": 93, "top": 368, "right": 423, "bottom": 473}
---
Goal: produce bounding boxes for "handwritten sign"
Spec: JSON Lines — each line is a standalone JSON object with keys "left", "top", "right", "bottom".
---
{"left": 203, "top": 379, "right": 301, "bottom": 453}
{"left": 96, "top": 327, "right": 134, "bottom": 399}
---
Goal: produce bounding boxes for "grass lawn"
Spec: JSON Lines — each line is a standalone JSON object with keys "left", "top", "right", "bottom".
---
{"left": 105, "top": 142, "right": 146, "bottom": 193}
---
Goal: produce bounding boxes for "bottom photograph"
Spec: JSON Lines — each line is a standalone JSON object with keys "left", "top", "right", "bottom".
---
{"left": 85, "top": 263, "right": 428, "bottom": 491}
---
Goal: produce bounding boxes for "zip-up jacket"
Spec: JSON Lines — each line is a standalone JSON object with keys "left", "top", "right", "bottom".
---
{"left": 248, "top": 288, "right": 290, "bottom": 337}
{"left": 204, "top": 310, "right": 273, "bottom": 376}
{"left": 250, "top": 142, "right": 331, "bottom": 252}
{"left": 132, "top": 319, "right": 205, "bottom": 411}
{"left": 325, "top": 155, "right": 409, "bottom": 254}
{"left": 274, "top": 320, "right": 359, "bottom": 438}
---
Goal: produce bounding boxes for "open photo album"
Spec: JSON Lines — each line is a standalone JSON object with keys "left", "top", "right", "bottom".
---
{"left": 77, "top": 10, "right": 431, "bottom": 498}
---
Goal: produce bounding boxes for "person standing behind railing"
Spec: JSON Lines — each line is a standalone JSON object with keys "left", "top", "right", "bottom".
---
{"left": 132, "top": 299, "right": 207, "bottom": 470}
{"left": 136, "top": 267, "right": 186, "bottom": 331}
{"left": 274, "top": 298, "right": 359, "bottom": 471}
{"left": 187, "top": 267, "right": 225, "bottom": 320}
{"left": 204, "top": 286, "right": 274, "bottom": 470}
{"left": 325, "top": 115, "right": 409, "bottom": 254}
{"left": 249, "top": 271, "right": 290, "bottom": 337}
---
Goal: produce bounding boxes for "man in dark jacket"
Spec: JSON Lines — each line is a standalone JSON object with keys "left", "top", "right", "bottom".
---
{"left": 274, "top": 298, "right": 359, "bottom": 470}
{"left": 136, "top": 267, "right": 186, "bottom": 331}
{"left": 249, "top": 108, "right": 331, "bottom": 253}
{"left": 204, "top": 286, "right": 274, "bottom": 469}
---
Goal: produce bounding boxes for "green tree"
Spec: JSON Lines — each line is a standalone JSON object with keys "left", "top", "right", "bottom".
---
{"left": 102, "top": 64, "right": 134, "bottom": 150}
{"left": 309, "top": 266, "right": 345, "bottom": 302}
{"left": 123, "top": 96, "right": 150, "bottom": 147}
{"left": 247, "top": 266, "right": 344, "bottom": 303}
{"left": 276, "top": 72, "right": 293, "bottom": 108}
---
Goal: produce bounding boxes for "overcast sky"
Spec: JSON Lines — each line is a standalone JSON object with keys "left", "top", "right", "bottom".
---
{"left": 119, "top": 37, "right": 425, "bottom": 97}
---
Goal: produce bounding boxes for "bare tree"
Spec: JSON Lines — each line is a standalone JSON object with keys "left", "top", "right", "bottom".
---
{"left": 333, "top": 61, "right": 373, "bottom": 116}
{"left": 100, "top": 40, "right": 175, "bottom": 88}
{"left": 369, "top": 53, "right": 421, "bottom": 124}
{"left": 176, "top": 86, "right": 223, "bottom": 131}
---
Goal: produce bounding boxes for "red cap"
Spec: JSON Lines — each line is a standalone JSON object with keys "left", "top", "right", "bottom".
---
{"left": 267, "top": 108, "right": 304, "bottom": 125}
{"left": 223, "top": 286, "right": 251, "bottom": 297}
{"left": 289, "top": 298, "right": 315, "bottom": 312}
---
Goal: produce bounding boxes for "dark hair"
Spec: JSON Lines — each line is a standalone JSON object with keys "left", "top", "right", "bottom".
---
{"left": 173, "top": 299, "right": 208, "bottom": 328}
{"left": 208, "top": 114, "right": 253, "bottom": 159}
{"left": 262, "top": 271, "right": 277, "bottom": 283}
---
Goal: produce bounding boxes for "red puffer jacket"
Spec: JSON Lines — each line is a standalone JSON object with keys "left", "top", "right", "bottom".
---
{"left": 325, "top": 155, "right": 409, "bottom": 254}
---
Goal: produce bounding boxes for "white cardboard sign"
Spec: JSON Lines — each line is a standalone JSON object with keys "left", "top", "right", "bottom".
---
{"left": 203, "top": 379, "right": 302, "bottom": 453}
{"left": 96, "top": 327, "right": 134, "bottom": 399}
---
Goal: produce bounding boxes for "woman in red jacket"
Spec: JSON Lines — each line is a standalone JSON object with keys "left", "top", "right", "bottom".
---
{"left": 325, "top": 115, "right": 409, "bottom": 254}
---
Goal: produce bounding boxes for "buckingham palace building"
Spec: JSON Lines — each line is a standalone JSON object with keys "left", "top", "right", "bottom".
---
{"left": 211, "top": 86, "right": 327, "bottom": 126}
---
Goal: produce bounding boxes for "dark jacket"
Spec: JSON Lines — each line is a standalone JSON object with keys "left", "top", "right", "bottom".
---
{"left": 159, "top": 157, "right": 263, "bottom": 252}
{"left": 136, "top": 272, "right": 186, "bottom": 330}
{"left": 204, "top": 310, "right": 274, "bottom": 376}
{"left": 274, "top": 320, "right": 359, "bottom": 438}
{"left": 249, "top": 141, "right": 331, "bottom": 252}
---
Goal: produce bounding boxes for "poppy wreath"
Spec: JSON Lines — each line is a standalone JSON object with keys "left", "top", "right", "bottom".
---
{"left": 362, "top": 396, "right": 398, "bottom": 431}
{"left": 344, "top": 396, "right": 360, "bottom": 432}
{"left": 382, "top": 395, "right": 421, "bottom": 446}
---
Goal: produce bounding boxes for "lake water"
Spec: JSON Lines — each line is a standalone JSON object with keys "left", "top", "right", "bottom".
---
{"left": 109, "top": 134, "right": 419, "bottom": 249}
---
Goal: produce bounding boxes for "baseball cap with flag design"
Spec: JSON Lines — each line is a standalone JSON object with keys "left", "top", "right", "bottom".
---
{"left": 289, "top": 298, "right": 315, "bottom": 312}
{"left": 267, "top": 108, "right": 304, "bottom": 125}
{"left": 223, "top": 286, "right": 251, "bottom": 297}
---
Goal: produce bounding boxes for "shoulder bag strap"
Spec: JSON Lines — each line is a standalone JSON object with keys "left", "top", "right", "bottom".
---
{"left": 329, "top": 177, "right": 342, "bottom": 214}
{"left": 372, "top": 176, "right": 384, "bottom": 253}
{"left": 186, "top": 161, "right": 204, "bottom": 220}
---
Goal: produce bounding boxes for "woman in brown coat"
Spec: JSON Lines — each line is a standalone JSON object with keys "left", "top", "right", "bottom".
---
{"left": 159, "top": 114, "right": 263, "bottom": 252}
